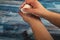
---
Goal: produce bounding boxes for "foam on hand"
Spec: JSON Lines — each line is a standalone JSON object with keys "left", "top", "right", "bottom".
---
{"left": 21, "top": 4, "right": 31, "bottom": 13}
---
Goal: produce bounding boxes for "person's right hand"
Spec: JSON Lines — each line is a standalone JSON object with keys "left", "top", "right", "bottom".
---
{"left": 20, "top": 0, "right": 48, "bottom": 16}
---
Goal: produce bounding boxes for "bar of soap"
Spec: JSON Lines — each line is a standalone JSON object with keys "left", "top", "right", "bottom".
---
{"left": 21, "top": 4, "right": 31, "bottom": 13}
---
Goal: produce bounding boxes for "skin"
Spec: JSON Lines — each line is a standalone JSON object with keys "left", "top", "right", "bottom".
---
{"left": 19, "top": 12, "right": 53, "bottom": 40}
{"left": 19, "top": 0, "right": 60, "bottom": 40}
{"left": 23, "top": 0, "right": 60, "bottom": 27}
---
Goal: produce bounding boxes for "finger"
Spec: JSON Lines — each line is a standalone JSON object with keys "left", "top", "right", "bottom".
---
{"left": 23, "top": 8, "right": 37, "bottom": 14}
{"left": 19, "top": 11, "right": 40, "bottom": 20}
{"left": 19, "top": 12, "right": 29, "bottom": 19}
{"left": 20, "top": 2, "right": 26, "bottom": 8}
{"left": 27, "top": 13, "right": 40, "bottom": 19}
{"left": 25, "top": 0, "right": 38, "bottom": 8}
{"left": 25, "top": 0, "right": 37, "bottom": 3}
{"left": 19, "top": 12, "right": 25, "bottom": 17}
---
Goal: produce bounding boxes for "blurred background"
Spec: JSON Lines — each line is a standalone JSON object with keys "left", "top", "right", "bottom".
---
{"left": 0, "top": 0, "right": 60, "bottom": 40}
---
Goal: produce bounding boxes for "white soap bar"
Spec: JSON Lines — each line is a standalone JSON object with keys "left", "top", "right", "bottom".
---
{"left": 21, "top": 4, "right": 31, "bottom": 13}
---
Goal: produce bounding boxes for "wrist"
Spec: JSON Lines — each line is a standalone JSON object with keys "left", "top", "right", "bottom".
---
{"left": 28, "top": 19, "right": 41, "bottom": 25}
{"left": 39, "top": 9, "right": 49, "bottom": 17}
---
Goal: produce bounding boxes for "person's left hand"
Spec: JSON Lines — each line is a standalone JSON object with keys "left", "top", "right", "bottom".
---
{"left": 19, "top": 12, "right": 40, "bottom": 24}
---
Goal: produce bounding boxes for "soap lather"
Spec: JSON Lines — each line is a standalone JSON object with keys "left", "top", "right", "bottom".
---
{"left": 21, "top": 4, "right": 32, "bottom": 13}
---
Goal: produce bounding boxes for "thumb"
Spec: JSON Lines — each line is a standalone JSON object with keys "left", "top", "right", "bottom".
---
{"left": 23, "top": 8, "right": 37, "bottom": 14}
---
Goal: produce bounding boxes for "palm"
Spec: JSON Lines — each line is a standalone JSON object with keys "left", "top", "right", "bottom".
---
{"left": 19, "top": 12, "right": 40, "bottom": 23}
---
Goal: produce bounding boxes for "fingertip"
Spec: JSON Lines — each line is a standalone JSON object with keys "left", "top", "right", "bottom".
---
{"left": 20, "top": 2, "right": 26, "bottom": 8}
{"left": 23, "top": 8, "right": 31, "bottom": 11}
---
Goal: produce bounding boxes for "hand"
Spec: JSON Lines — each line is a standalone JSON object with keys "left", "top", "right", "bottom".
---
{"left": 19, "top": 12, "right": 40, "bottom": 24}
{"left": 20, "top": 0, "right": 48, "bottom": 16}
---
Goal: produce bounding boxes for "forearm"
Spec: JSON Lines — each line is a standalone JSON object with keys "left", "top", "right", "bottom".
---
{"left": 29, "top": 20, "right": 53, "bottom": 40}
{"left": 40, "top": 10, "right": 60, "bottom": 27}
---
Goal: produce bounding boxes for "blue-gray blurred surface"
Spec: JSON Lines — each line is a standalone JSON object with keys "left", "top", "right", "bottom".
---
{"left": 0, "top": 0, "right": 60, "bottom": 40}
